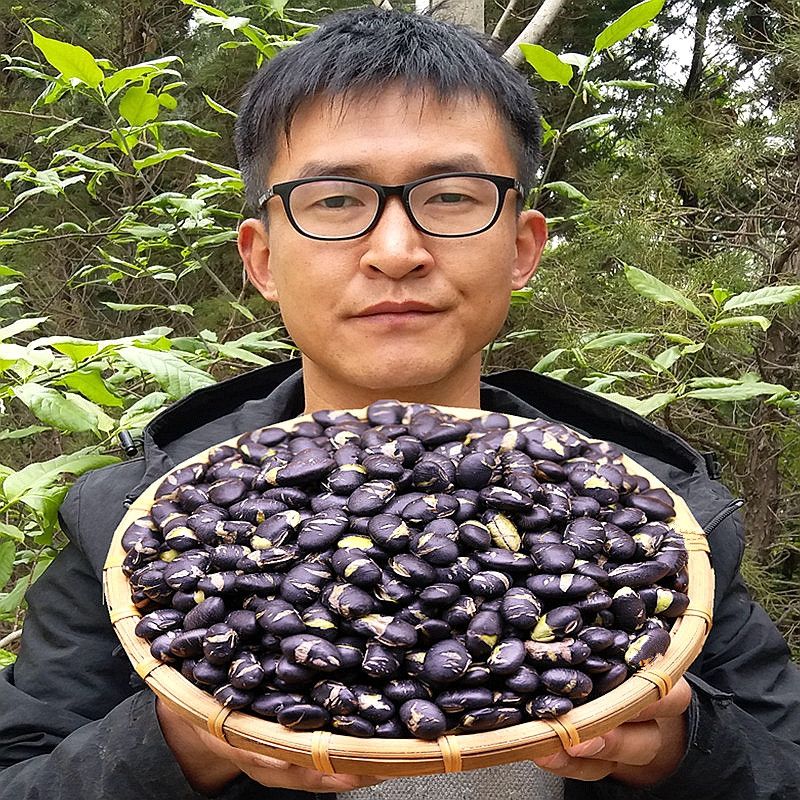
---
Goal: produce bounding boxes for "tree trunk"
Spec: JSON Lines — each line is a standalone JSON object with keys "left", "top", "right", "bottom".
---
{"left": 684, "top": 0, "right": 714, "bottom": 98}
{"left": 492, "top": 0, "right": 521, "bottom": 41}
{"left": 425, "top": 0, "right": 484, "bottom": 33}
{"left": 503, "top": 0, "right": 568, "bottom": 68}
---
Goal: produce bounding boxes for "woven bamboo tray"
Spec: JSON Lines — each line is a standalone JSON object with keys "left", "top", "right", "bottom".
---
{"left": 104, "top": 405, "right": 714, "bottom": 776}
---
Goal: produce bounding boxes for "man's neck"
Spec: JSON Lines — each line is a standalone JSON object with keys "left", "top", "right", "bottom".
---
{"left": 301, "top": 356, "right": 483, "bottom": 413}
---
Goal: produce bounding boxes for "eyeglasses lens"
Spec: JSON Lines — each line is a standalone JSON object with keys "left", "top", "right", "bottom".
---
{"left": 408, "top": 176, "right": 500, "bottom": 236}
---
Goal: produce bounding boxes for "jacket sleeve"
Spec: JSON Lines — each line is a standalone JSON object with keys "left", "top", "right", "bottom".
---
{"left": 0, "top": 541, "right": 285, "bottom": 800}
{"left": 573, "top": 516, "right": 800, "bottom": 800}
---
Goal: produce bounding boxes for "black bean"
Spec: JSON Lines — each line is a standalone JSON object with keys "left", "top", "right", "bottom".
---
{"left": 540, "top": 668, "right": 593, "bottom": 700}
{"left": 277, "top": 702, "right": 330, "bottom": 730}
{"left": 625, "top": 627, "right": 671, "bottom": 669}
{"left": 487, "top": 638, "right": 526, "bottom": 676}
{"left": 399, "top": 699, "right": 447, "bottom": 739}
{"left": 421, "top": 639, "right": 472, "bottom": 684}
{"left": 135, "top": 609, "right": 185, "bottom": 641}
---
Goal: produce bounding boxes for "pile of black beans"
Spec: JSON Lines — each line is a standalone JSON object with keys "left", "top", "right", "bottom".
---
{"left": 122, "top": 400, "right": 689, "bottom": 740}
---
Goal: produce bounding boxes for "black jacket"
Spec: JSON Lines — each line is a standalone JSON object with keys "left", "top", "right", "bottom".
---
{"left": 1, "top": 360, "right": 798, "bottom": 800}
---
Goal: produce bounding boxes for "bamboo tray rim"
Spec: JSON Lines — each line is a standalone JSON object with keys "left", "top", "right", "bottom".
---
{"left": 104, "top": 404, "right": 714, "bottom": 776}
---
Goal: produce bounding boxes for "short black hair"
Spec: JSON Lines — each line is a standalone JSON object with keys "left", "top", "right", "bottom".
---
{"left": 234, "top": 7, "right": 541, "bottom": 212}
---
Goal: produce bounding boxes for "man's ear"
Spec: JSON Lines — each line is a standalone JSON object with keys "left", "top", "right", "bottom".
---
{"left": 511, "top": 209, "right": 548, "bottom": 290}
{"left": 238, "top": 217, "right": 278, "bottom": 301}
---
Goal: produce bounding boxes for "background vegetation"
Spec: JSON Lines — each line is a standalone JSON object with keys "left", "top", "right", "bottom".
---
{"left": 0, "top": 0, "right": 797, "bottom": 662}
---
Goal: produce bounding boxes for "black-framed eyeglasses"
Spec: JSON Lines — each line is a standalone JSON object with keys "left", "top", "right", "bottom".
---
{"left": 257, "top": 172, "right": 523, "bottom": 241}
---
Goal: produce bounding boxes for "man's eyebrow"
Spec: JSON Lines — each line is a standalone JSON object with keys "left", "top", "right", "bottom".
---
{"left": 294, "top": 161, "right": 367, "bottom": 179}
{"left": 292, "top": 156, "right": 492, "bottom": 181}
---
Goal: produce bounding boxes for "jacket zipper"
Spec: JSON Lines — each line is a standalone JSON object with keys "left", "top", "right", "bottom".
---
{"left": 703, "top": 498, "right": 744, "bottom": 535}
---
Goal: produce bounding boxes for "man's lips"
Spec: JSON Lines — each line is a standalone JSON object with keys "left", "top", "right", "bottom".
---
{"left": 355, "top": 301, "right": 441, "bottom": 316}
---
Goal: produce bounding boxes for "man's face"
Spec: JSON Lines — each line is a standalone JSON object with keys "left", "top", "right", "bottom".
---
{"left": 239, "top": 86, "right": 547, "bottom": 406}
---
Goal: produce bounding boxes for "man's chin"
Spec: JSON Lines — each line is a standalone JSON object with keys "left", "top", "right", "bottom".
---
{"left": 339, "top": 354, "right": 466, "bottom": 397}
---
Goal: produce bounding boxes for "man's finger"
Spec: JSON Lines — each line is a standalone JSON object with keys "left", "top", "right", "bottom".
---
{"left": 240, "top": 761, "right": 388, "bottom": 793}
{"left": 533, "top": 752, "right": 617, "bottom": 782}
{"left": 566, "top": 720, "right": 661, "bottom": 768}
{"left": 629, "top": 677, "right": 692, "bottom": 722}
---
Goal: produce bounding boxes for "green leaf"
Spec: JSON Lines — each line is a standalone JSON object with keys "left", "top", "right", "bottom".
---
{"left": 64, "top": 392, "right": 114, "bottom": 432}
{"left": 544, "top": 368, "right": 574, "bottom": 381}
{"left": 519, "top": 44, "right": 573, "bottom": 85}
{"left": 0, "top": 317, "right": 48, "bottom": 341}
{"left": 594, "top": 0, "right": 665, "bottom": 52}
{"left": 543, "top": 181, "right": 589, "bottom": 205}
{"left": 229, "top": 301, "right": 255, "bottom": 321}
{"left": 102, "top": 301, "right": 193, "bottom": 315}
{"left": 118, "top": 346, "right": 215, "bottom": 399}
{"left": 48, "top": 338, "right": 99, "bottom": 361}
{"left": 582, "top": 374, "right": 622, "bottom": 392}
{"left": 598, "top": 391, "right": 677, "bottom": 417}
{"left": 119, "top": 391, "right": 169, "bottom": 429}
{"left": 0, "top": 555, "right": 53, "bottom": 616}
{"left": 0, "top": 649, "right": 16, "bottom": 667}
{"left": 564, "top": 113, "right": 616, "bottom": 135}
{"left": 13, "top": 383, "right": 99, "bottom": 433}
{"left": 653, "top": 345, "right": 683, "bottom": 371}
{"left": 158, "top": 93, "right": 177, "bottom": 110}
{"left": 710, "top": 315, "right": 771, "bottom": 332}
{"left": 0, "top": 425, "right": 49, "bottom": 441}
{"left": 558, "top": 52, "right": 590, "bottom": 71}
{"left": 56, "top": 370, "right": 123, "bottom": 407}
{"left": 583, "top": 331, "right": 653, "bottom": 349}
{"left": 623, "top": 264, "right": 705, "bottom": 320}
{"left": 601, "top": 79, "right": 656, "bottom": 90}
{"left": 710, "top": 283, "right": 732, "bottom": 307}
{"left": 156, "top": 121, "right": 218, "bottom": 138}
{"left": 132, "top": 148, "right": 191, "bottom": 170}
{"left": 0, "top": 343, "right": 53, "bottom": 369}
{"left": 119, "top": 85, "right": 160, "bottom": 126}
{"left": 203, "top": 93, "right": 237, "bottom": 117}
{"left": 663, "top": 333, "right": 697, "bottom": 346}
{"left": 109, "top": 128, "right": 139, "bottom": 154}
{"left": 193, "top": 8, "right": 251, "bottom": 30}
{"left": 34, "top": 116, "right": 83, "bottom": 143}
{"left": 212, "top": 343, "right": 271, "bottom": 367}
{"left": 0, "top": 542, "right": 15, "bottom": 591}
{"left": 264, "top": 0, "right": 289, "bottom": 16}
{"left": 0, "top": 578, "right": 28, "bottom": 617}
{"left": 685, "top": 382, "right": 789, "bottom": 402}
{"left": 0, "top": 266, "right": 24, "bottom": 277}
{"left": 52, "top": 149, "right": 124, "bottom": 174}
{"left": 2, "top": 446, "right": 119, "bottom": 504}
{"left": 30, "top": 29, "right": 104, "bottom": 88}
{"left": 722, "top": 285, "right": 800, "bottom": 312}
{"left": 192, "top": 230, "right": 237, "bottom": 248}
{"left": 118, "top": 223, "right": 166, "bottom": 238}
{"left": 686, "top": 376, "right": 739, "bottom": 389}
{"left": 510, "top": 287, "right": 534, "bottom": 306}
{"left": 0, "top": 522, "right": 26, "bottom": 541}
{"left": 532, "top": 348, "right": 566, "bottom": 373}
{"left": 102, "top": 57, "right": 181, "bottom": 94}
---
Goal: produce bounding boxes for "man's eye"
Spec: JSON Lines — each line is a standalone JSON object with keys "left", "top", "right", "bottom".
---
{"left": 318, "top": 195, "right": 362, "bottom": 209}
{"left": 429, "top": 192, "right": 469, "bottom": 204}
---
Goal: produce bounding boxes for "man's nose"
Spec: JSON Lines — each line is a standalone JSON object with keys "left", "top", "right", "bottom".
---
{"left": 359, "top": 197, "right": 434, "bottom": 279}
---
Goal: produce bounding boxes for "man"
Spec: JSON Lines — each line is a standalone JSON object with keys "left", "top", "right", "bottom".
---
{"left": 1, "top": 9, "right": 798, "bottom": 800}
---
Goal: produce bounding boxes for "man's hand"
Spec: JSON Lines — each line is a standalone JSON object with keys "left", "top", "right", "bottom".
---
{"left": 156, "top": 697, "right": 388, "bottom": 796}
{"left": 532, "top": 677, "right": 692, "bottom": 787}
